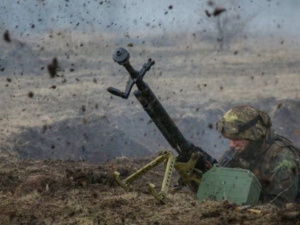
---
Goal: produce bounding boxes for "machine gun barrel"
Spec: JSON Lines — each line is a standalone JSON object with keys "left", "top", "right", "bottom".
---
{"left": 108, "top": 48, "right": 216, "bottom": 171}
{"left": 133, "top": 80, "right": 188, "bottom": 156}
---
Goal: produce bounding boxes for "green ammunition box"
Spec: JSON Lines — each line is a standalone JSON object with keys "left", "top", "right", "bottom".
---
{"left": 197, "top": 164, "right": 261, "bottom": 205}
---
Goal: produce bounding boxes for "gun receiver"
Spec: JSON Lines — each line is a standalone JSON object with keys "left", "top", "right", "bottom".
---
{"left": 108, "top": 48, "right": 217, "bottom": 193}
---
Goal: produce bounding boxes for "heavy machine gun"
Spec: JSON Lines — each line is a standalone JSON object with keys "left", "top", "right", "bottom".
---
{"left": 107, "top": 48, "right": 262, "bottom": 206}
{"left": 107, "top": 48, "right": 217, "bottom": 203}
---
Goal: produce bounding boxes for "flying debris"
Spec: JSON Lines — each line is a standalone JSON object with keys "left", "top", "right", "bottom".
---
{"left": 3, "top": 30, "right": 11, "bottom": 43}
{"left": 213, "top": 7, "right": 226, "bottom": 17}
{"left": 47, "top": 58, "right": 59, "bottom": 78}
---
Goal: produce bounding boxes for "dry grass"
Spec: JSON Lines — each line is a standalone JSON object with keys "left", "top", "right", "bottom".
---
{"left": 0, "top": 153, "right": 300, "bottom": 224}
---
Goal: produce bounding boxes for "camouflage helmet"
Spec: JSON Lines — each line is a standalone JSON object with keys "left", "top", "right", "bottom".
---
{"left": 216, "top": 105, "right": 272, "bottom": 141}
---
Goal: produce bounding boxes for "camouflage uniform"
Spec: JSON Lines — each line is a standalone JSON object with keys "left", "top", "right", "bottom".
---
{"left": 216, "top": 105, "right": 300, "bottom": 206}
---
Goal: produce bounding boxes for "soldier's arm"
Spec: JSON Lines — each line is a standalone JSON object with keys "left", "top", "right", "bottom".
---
{"left": 261, "top": 147, "right": 299, "bottom": 206}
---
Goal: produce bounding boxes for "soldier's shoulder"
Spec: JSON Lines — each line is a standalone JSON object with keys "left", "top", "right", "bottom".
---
{"left": 266, "top": 135, "right": 300, "bottom": 158}
{"left": 266, "top": 136, "right": 297, "bottom": 156}
{"left": 277, "top": 135, "right": 300, "bottom": 154}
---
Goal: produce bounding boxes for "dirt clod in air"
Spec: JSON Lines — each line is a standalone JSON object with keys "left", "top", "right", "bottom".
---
{"left": 3, "top": 30, "right": 11, "bottom": 43}
{"left": 47, "top": 58, "right": 59, "bottom": 78}
{"left": 213, "top": 7, "right": 226, "bottom": 17}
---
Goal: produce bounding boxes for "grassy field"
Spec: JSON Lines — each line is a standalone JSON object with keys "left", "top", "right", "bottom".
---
{"left": 1, "top": 32, "right": 300, "bottom": 160}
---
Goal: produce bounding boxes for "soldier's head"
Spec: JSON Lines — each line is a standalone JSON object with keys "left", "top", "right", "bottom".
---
{"left": 216, "top": 105, "right": 272, "bottom": 154}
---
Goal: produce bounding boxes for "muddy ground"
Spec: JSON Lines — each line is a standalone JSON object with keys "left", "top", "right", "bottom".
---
{"left": 1, "top": 31, "right": 300, "bottom": 224}
{"left": 1, "top": 151, "right": 300, "bottom": 225}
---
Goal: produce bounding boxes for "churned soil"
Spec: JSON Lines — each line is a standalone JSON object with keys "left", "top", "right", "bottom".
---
{"left": 0, "top": 152, "right": 299, "bottom": 225}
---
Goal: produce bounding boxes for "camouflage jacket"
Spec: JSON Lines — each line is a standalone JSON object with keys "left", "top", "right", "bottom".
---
{"left": 219, "top": 133, "right": 300, "bottom": 206}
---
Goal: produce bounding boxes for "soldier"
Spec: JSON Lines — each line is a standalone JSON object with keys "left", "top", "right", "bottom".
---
{"left": 216, "top": 105, "right": 300, "bottom": 206}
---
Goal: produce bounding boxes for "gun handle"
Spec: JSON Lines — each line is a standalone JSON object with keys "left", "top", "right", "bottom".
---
{"left": 107, "top": 87, "right": 128, "bottom": 99}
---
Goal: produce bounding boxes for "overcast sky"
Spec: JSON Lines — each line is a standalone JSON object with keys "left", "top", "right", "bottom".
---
{"left": 1, "top": 0, "right": 300, "bottom": 38}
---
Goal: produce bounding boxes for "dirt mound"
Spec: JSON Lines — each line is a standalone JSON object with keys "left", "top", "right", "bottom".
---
{"left": 6, "top": 97, "right": 300, "bottom": 163}
{"left": 106, "top": 97, "right": 300, "bottom": 159}
{"left": 0, "top": 153, "right": 299, "bottom": 224}
{"left": 8, "top": 115, "right": 151, "bottom": 162}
